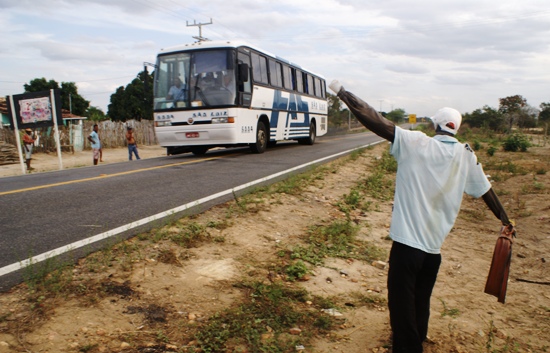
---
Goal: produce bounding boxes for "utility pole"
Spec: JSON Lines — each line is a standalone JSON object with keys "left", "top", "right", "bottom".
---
{"left": 186, "top": 19, "right": 213, "bottom": 42}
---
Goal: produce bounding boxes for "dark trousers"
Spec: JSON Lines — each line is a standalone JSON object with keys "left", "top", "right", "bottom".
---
{"left": 128, "top": 144, "right": 140, "bottom": 160}
{"left": 387, "top": 241, "right": 441, "bottom": 353}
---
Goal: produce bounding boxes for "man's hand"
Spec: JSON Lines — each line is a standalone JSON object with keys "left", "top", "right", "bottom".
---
{"left": 329, "top": 80, "right": 343, "bottom": 94}
{"left": 502, "top": 223, "right": 517, "bottom": 238}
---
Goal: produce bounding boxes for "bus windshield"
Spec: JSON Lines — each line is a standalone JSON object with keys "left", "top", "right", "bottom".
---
{"left": 154, "top": 49, "right": 236, "bottom": 110}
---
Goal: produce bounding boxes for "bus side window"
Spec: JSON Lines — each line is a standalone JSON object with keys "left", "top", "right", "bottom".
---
{"left": 251, "top": 53, "right": 268, "bottom": 84}
{"left": 295, "top": 69, "right": 304, "bottom": 93}
{"left": 238, "top": 52, "right": 252, "bottom": 94}
{"left": 238, "top": 51, "right": 252, "bottom": 107}
{"left": 282, "top": 64, "right": 292, "bottom": 90}
{"left": 302, "top": 72, "right": 308, "bottom": 94}
{"left": 314, "top": 77, "right": 322, "bottom": 98}
{"left": 268, "top": 59, "right": 282, "bottom": 87}
{"left": 306, "top": 74, "right": 314, "bottom": 96}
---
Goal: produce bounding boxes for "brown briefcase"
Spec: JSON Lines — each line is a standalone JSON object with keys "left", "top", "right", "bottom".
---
{"left": 484, "top": 225, "right": 515, "bottom": 303}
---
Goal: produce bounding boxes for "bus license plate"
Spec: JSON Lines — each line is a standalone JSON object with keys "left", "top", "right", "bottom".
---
{"left": 186, "top": 132, "right": 200, "bottom": 138}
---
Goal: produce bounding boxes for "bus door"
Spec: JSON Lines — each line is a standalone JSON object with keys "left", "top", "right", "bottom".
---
{"left": 238, "top": 51, "right": 252, "bottom": 108}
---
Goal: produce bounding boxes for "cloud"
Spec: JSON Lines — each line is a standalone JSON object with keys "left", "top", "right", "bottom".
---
{"left": 385, "top": 61, "right": 430, "bottom": 75}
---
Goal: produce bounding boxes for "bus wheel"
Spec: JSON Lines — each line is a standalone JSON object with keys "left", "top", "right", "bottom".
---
{"left": 191, "top": 147, "right": 209, "bottom": 155}
{"left": 298, "top": 122, "right": 316, "bottom": 145}
{"left": 250, "top": 121, "right": 267, "bottom": 154}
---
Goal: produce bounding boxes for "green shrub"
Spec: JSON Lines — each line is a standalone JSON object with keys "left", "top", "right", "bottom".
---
{"left": 502, "top": 133, "right": 530, "bottom": 152}
{"left": 342, "top": 189, "right": 362, "bottom": 209}
{"left": 473, "top": 140, "right": 482, "bottom": 151}
{"left": 377, "top": 150, "right": 397, "bottom": 173}
{"left": 285, "top": 260, "right": 309, "bottom": 281}
{"left": 487, "top": 146, "right": 497, "bottom": 156}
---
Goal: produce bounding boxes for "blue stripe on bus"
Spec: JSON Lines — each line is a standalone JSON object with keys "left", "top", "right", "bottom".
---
{"left": 269, "top": 90, "right": 310, "bottom": 133}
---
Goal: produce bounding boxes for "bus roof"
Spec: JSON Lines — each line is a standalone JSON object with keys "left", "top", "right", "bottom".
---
{"left": 158, "top": 40, "right": 324, "bottom": 79}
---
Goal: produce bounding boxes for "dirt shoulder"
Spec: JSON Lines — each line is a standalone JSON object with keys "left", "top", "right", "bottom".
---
{"left": 0, "top": 140, "right": 548, "bottom": 353}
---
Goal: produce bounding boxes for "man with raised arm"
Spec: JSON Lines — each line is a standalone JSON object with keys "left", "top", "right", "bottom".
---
{"left": 329, "top": 80, "right": 515, "bottom": 353}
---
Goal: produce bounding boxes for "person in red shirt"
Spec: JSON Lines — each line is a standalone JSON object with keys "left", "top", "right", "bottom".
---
{"left": 22, "top": 128, "right": 36, "bottom": 171}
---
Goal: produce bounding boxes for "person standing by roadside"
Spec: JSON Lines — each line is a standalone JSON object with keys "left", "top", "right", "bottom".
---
{"left": 125, "top": 126, "right": 140, "bottom": 161}
{"left": 87, "top": 124, "right": 101, "bottom": 165}
{"left": 22, "top": 128, "right": 36, "bottom": 172}
{"left": 98, "top": 132, "right": 104, "bottom": 163}
{"left": 328, "top": 80, "right": 516, "bottom": 353}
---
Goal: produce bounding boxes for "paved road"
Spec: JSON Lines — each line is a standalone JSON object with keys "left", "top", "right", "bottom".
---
{"left": 0, "top": 132, "right": 386, "bottom": 290}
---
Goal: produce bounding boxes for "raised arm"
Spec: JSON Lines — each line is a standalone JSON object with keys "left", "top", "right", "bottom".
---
{"left": 329, "top": 80, "right": 396, "bottom": 142}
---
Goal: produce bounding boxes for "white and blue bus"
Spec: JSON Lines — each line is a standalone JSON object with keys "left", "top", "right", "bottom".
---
{"left": 153, "top": 40, "right": 327, "bottom": 155}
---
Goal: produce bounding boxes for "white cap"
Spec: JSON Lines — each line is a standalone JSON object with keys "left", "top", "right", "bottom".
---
{"left": 431, "top": 107, "right": 462, "bottom": 135}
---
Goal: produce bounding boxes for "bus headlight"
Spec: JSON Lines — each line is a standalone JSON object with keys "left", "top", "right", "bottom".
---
{"left": 211, "top": 117, "right": 235, "bottom": 124}
{"left": 155, "top": 121, "right": 172, "bottom": 127}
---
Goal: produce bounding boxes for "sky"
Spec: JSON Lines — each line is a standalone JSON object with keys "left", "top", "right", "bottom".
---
{"left": 0, "top": 0, "right": 549, "bottom": 117}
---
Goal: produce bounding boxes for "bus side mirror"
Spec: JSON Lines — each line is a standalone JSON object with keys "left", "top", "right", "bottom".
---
{"left": 238, "top": 63, "right": 249, "bottom": 82}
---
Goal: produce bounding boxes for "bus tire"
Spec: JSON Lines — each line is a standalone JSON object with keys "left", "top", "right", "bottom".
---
{"left": 191, "top": 147, "right": 209, "bottom": 155}
{"left": 250, "top": 121, "right": 267, "bottom": 154}
{"left": 298, "top": 122, "right": 316, "bottom": 145}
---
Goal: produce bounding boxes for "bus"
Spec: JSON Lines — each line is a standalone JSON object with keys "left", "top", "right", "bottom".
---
{"left": 152, "top": 40, "right": 328, "bottom": 155}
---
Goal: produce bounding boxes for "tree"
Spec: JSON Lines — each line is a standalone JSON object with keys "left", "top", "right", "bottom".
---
{"left": 499, "top": 95, "right": 527, "bottom": 132}
{"left": 107, "top": 70, "right": 153, "bottom": 122}
{"left": 108, "top": 86, "right": 128, "bottom": 122}
{"left": 24, "top": 78, "right": 59, "bottom": 92}
{"left": 85, "top": 106, "right": 107, "bottom": 121}
{"left": 327, "top": 92, "right": 353, "bottom": 128}
{"left": 462, "top": 105, "right": 505, "bottom": 131}
{"left": 60, "top": 82, "right": 89, "bottom": 116}
{"left": 24, "top": 78, "right": 90, "bottom": 116}
{"left": 327, "top": 92, "right": 345, "bottom": 127}
{"left": 539, "top": 102, "right": 550, "bottom": 126}
{"left": 386, "top": 108, "right": 406, "bottom": 124}
{"left": 516, "top": 105, "right": 538, "bottom": 129}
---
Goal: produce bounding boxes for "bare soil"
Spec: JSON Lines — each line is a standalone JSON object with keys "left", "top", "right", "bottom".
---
{"left": 0, "top": 138, "right": 548, "bottom": 353}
